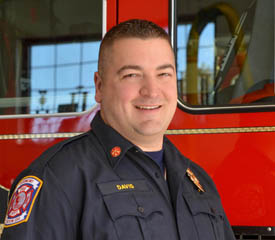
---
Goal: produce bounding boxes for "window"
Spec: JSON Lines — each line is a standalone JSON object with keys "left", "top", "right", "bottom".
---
{"left": 29, "top": 41, "right": 99, "bottom": 114}
{"left": 177, "top": 23, "right": 215, "bottom": 105}
{"left": 176, "top": 0, "right": 274, "bottom": 108}
{"left": 0, "top": 0, "right": 102, "bottom": 115}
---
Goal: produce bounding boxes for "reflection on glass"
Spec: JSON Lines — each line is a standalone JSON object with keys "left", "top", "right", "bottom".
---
{"left": 31, "top": 46, "right": 55, "bottom": 67}
{"left": 177, "top": 23, "right": 215, "bottom": 104}
{"left": 0, "top": 0, "right": 102, "bottom": 115}
{"left": 82, "top": 63, "right": 98, "bottom": 86}
{"left": 56, "top": 65, "right": 80, "bottom": 89}
{"left": 176, "top": 0, "right": 274, "bottom": 107}
{"left": 30, "top": 41, "right": 98, "bottom": 114}
{"left": 83, "top": 42, "right": 100, "bottom": 62}
{"left": 57, "top": 43, "right": 81, "bottom": 64}
{"left": 31, "top": 68, "right": 55, "bottom": 90}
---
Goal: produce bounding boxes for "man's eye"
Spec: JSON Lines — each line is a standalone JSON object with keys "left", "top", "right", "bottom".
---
{"left": 159, "top": 72, "right": 171, "bottom": 77}
{"left": 123, "top": 73, "right": 138, "bottom": 78}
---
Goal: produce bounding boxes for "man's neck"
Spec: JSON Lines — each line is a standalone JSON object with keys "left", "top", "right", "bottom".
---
{"left": 133, "top": 137, "right": 164, "bottom": 151}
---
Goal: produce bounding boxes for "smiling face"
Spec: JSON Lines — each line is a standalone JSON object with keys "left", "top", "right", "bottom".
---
{"left": 94, "top": 37, "right": 177, "bottom": 151}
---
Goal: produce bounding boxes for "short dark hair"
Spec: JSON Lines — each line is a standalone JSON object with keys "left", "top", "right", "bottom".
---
{"left": 98, "top": 19, "right": 172, "bottom": 76}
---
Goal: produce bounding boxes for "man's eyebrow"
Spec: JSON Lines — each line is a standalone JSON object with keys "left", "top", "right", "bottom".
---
{"left": 117, "top": 64, "right": 175, "bottom": 75}
{"left": 156, "top": 64, "right": 175, "bottom": 71}
{"left": 117, "top": 65, "right": 142, "bottom": 75}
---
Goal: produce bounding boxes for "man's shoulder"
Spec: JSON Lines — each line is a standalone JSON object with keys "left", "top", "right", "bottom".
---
{"left": 31, "top": 131, "right": 95, "bottom": 170}
{"left": 11, "top": 131, "right": 102, "bottom": 191}
{"left": 164, "top": 137, "right": 218, "bottom": 194}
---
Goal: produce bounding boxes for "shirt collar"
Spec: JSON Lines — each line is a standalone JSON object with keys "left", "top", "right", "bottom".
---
{"left": 163, "top": 137, "right": 189, "bottom": 175}
{"left": 90, "top": 111, "right": 134, "bottom": 169}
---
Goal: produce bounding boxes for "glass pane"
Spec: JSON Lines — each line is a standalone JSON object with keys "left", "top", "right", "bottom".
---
{"left": 176, "top": 0, "right": 275, "bottom": 107}
{"left": 31, "top": 68, "right": 55, "bottom": 90}
{"left": 83, "top": 42, "right": 100, "bottom": 62}
{"left": 56, "top": 65, "right": 80, "bottom": 89}
{"left": 31, "top": 46, "right": 55, "bottom": 67}
{"left": 57, "top": 43, "right": 81, "bottom": 64}
{"left": 0, "top": 0, "right": 102, "bottom": 115}
{"left": 82, "top": 63, "right": 97, "bottom": 88}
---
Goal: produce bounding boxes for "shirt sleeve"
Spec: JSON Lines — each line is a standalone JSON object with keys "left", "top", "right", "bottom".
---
{"left": 1, "top": 167, "right": 77, "bottom": 240}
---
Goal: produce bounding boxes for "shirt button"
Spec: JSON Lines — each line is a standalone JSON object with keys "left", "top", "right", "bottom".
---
{"left": 137, "top": 206, "right": 144, "bottom": 214}
{"left": 210, "top": 207, "right": 216, "bottom": 214}
{"left": 155, "top": 172, "right": 160, "bottom": 178}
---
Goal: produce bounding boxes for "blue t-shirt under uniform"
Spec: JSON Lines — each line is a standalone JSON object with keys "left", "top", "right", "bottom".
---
{"left": 145, "top": 149, "right": 164, "bottom": 174}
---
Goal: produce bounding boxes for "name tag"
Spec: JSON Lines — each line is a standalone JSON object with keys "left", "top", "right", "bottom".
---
{"left": 97, "top": 180, "right": 149, "bottom": 195}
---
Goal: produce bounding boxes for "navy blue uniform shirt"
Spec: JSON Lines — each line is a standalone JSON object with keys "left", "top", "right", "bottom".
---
{"left": 2, "top": 112, "right": 235, "bottom": 240}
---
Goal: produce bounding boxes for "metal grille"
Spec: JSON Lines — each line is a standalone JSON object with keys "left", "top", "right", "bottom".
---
{"left": 234, "top": 226, "right": 275, "bottom": 240}
{"left": 235, "top": 235, "right": 275, "bottom": 240}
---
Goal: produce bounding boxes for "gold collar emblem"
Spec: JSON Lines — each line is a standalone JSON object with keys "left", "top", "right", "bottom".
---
{"left": 186, "top": 168, "right": 205, "bottom": 192}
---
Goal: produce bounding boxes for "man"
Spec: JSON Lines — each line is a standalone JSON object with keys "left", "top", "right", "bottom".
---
{"left": 2, "top": 19, "right": 235, "bottom": 239}
{"left": 0, "top": 186, "right": 9, "bottom": 237}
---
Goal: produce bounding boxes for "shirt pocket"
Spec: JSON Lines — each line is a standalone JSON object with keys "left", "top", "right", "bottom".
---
{"left": 97, "top": 180, "right": 164, "bottom": 240}
{"left": 183, "top": 193, "right": 225, "bottom": 240}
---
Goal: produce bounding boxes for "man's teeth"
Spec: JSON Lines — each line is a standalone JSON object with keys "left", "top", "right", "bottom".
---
{"left": 136, "top": 105, "right": 160, "bottom": 110}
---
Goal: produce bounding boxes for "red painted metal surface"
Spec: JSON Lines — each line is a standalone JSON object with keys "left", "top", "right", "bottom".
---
{"left": 118, "top": 0, "right": 169, "bottom": 28}
{"left": 107, "top": 0, "right": 117, "bottom": 30}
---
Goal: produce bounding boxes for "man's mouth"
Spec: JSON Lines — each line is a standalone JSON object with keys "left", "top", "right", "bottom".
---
{"left": 135, "top": 105, "right": 161, "bottom": 110}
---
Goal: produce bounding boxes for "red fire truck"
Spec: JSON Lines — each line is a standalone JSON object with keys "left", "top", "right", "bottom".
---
{"left": 1, "top": 0, "right": 275, "bottom": 238}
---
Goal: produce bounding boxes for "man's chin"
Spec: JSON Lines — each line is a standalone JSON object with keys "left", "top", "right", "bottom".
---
{"left": 134, "top": 123, "right": 166, "bottom": 137}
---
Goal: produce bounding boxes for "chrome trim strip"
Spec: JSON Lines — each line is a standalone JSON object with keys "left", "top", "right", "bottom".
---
{"left": 0, "top": 104, "right": 99, "bottom": 120}
{"left": 170, "top": 0, "right": 175, "bottom": 48}
{"left": 102, "top": 0, "right": 107, "bottom": 37}
{"left": 177, "top": 99, "right": 275, "bottom": 112}
{"left": 166, "top": 126, "right": 275, "bottom": 135}
{"left": 0, "top": 132, "right": 83, "bottom": 140}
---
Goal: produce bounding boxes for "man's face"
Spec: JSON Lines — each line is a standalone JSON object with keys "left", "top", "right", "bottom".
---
{"left": 94, "top": 37, "right": 177, "bottom": 150}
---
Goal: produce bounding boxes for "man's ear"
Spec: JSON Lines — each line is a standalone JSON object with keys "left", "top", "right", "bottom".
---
{"left": 94, "top": 72, "right": 103, "bottom": 103}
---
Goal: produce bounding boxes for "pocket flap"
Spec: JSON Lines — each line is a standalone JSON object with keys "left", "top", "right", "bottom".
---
{"left": 97, "top": 180, "right": 161, "bottom": 221}
{"left": 183, "top": 193, "right": 224, "bottom": 217}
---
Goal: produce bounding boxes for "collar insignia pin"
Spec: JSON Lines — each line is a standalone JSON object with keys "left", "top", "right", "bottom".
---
{"left": 111, "top": 146, "right": 121, "bottom": 157}
{"left": 186, "top": 168, "right": 205, "bottom": 193}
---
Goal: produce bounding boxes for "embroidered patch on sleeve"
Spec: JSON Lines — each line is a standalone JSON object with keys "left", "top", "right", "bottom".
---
{"left": 4, "top": 176, "right": 43, "bottom": 228}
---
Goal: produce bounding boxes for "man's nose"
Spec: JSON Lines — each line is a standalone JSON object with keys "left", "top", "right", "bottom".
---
{"left": 139, "top": 76, "right": 159, "bottom": 98}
